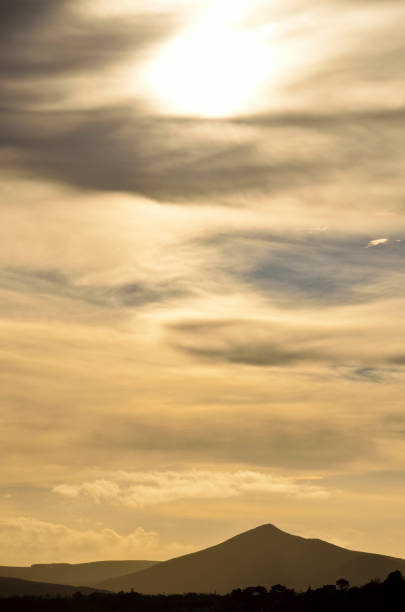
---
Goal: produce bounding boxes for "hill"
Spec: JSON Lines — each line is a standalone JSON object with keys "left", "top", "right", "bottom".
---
{"left": 0, "top": 576, "right": 106, "bottom": 597}
{"left": 0, "top": 560, "right": 158, "bottom": 588}
{"left": 98, "top": 524, "right": 405, "bottom": 593}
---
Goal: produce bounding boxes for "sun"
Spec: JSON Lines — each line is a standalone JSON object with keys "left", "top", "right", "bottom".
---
{"left": 144, "top": 8, "right": 274, "bottom": 118}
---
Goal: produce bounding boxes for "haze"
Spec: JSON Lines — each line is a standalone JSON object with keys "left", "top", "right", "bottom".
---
{"left": 1, "top": 0, "right": 405, "bottom": 566}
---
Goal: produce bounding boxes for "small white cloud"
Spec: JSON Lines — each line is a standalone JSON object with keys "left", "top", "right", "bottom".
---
{"left": 52, "top": 484, "right": 80, "bottom": 498}
{"left": 366, "top": 238, "right": 389, "bottom": 248}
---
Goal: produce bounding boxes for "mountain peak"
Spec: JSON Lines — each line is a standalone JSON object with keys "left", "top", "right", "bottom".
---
{"left": 250, "top": 523, "right": 285, "bottom": 533}
{"left": 98, "top": 524, "right": 405, "bottom": 594}
{"left": 224, "top": 523, "right": 294, "bottom": 544}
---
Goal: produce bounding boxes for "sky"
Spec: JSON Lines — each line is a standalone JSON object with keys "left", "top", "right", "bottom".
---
{"left": 1, "top": 0, "right": 405, "bottom": 566}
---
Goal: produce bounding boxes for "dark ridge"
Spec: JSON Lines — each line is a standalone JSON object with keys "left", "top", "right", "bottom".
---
{"left": 98, "top": 523, "right": 405, "bottom": 594}
{"left": 0, "top": 560, "right": 159, "bottom": 588}
{"left": 0, "top": 576, "right": 106, "bottom": 597}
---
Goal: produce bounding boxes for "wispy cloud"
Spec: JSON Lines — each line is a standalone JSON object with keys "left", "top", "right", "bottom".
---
{"left": 0, "top": 0, "right": 178, "bottom": 106}
{"left": 1, "top": 0, "right": 405, "bottom": 563}
{"left": 53, "top": 470, "right": 328, "bottom": 507}
{"left": 0, "top": 267, "right": 185, "bottom": 310}
{"left": 168, "top": 316, "right": 405, "bottom": 369}
{"left": 197, "top": 231, "right": 405, "bottom": 306}
{"left": 2, "top": 106, "right": 405, "bottom": 205}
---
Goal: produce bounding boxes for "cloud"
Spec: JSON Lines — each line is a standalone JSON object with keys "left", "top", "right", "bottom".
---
{"left": 83, "top": 413, "right": 378, "bottom": 470}
{"left": 174, "top": 335, "right": 317, "bottom": 366}
{"left": 0, "top": 267, "right": 185, "bottom": 312}
{"left": 167, "top": 312, "right": 405, "bottom": 376}
{"left": 388, "top": 354, "right": 405, "bottom": 365}
{"left": 169, "top": 317, "right": 327, "bottom": 366}
{"left": 366, "top": 238, "right": 389, "bottom": 248}
{"left": 0, "top": 1, "right": 177, "bottom": 100}
{"left": 0, "top": 516, "right": 167, "bottom": 565}
{"left": 268, "top": 0, "right": 405, "bottom": 113}
{"left": 53, "top": 470, "right": 328, "bottom": 508}
{"left": 1, "top": 0, "right": 404, "bottom": 207}
{"left": 323, "top": 468, "right": 405, "bottom": 495}
{"left": 0, "top": 108, "right": 274, "bottom": 201}
{"left": 197, "top": 230, "right": 405, "bottom": 306}
{"left": 168, "top": 318, "right": 357, "bottom": 368}
{"left": 1, "top": 0, "right": 405, "bottom": 564}
{"left": 341, "top": 367, "right": 389, "bottom": 383}
{"left": 1, "top": 105, "right": 404, "bottom": 204}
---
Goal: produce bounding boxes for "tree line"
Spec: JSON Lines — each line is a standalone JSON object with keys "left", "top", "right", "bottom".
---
{"left": 1, "top": 570, "right": 405, "bottom": 611}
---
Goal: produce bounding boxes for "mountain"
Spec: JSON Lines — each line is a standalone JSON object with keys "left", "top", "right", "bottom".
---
{"left": 0, "top": 576, "right": 105, "bottom": 597}
{"left": 0, "top": 560, "right": 158, "bottom": 588}
{"left": 98, "top": 524, "right": 405, "bottom": 594}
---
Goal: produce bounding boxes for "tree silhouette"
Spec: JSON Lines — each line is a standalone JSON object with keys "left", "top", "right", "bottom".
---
{"left": 336, "top": 577, "right": 350, "bottom": 591}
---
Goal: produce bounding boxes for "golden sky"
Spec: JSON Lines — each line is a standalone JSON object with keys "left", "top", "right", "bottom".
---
{"left": 1, "top": 0, "right": 405, "bottom": 565}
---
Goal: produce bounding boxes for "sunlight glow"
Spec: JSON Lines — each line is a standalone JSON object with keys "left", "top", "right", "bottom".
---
{"left": 145, "top": 5, "right": 275, "bottom": 117}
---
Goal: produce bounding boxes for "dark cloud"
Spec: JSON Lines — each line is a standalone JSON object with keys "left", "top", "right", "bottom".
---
{"left": 0, "top": 267, "right": 184, "bottom": 309}
{"left": 182, "top": 343, "right": 306, "bottom": 366}
{"left": 1, "top": 0, "right": 404, "bottom": 204}
{"left": 342, "top": 367, "right": 388, "bottom": 383}
{"left": 0, "top": 108, "right": 279, "bottom": 200}
{"left": 0, "top": 0, "right": 178, "bottom": 113}
{"left": 1, "top": 0, "right": 405, "bottom": 205}
{"left": 84, "top": 412, "right": 378, "bottom": 470}
{"left": 168, "top": 317, "right": 404, "bottom": 370}
{"left": 199, "top": 231, "right": 405, "bottom": 306}
{"left": 235, "top": 106, "right": 405, "bottom": 128}
{"left": 0, "top": 1, "right": 175, "bottom": 81}
{"left": 169, "top": 319, "right": 330, "bottom": 367}
{"left": 388, "top": 354, "right": 405, "bottom": 365}
{"left": 1, "top": 105, "right": 404, "bottom": 202}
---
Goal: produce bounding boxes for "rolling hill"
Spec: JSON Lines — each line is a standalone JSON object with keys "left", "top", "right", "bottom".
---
{"left": 0, "top": 576, "right": 105, "bottom": 597}
{"left": 98, "top": 524, "right": 405, "bottom": 593}
{"left": 0, "top": 560, "right": 158, "bottom": 588}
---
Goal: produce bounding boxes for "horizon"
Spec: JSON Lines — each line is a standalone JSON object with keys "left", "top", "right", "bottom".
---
{"left": 1, "top": 0, "right": 405, "bottom": 567}
{"left": 2, "top": 522, "right": 405, "bottom": 568}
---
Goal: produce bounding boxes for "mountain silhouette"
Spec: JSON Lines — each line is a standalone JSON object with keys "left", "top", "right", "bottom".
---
{"left": 0, "top": 560, "right": 158, "bottom": 588}
{"left": 98, "top": 524, "right": 405, "bottom": 593}
{"left": 0, "top": 576, "right": 107, "bottom": 597}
